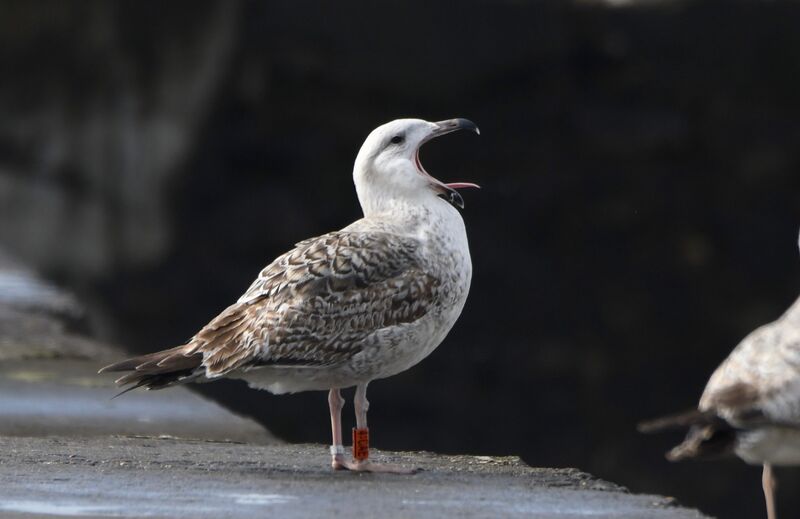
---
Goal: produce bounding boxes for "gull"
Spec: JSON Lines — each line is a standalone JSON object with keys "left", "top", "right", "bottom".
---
{"left": 640, "top": 233, "right": 800, "bottom": 519}
{"left": 100, "top": 118, "right": 480, "bottom": 473}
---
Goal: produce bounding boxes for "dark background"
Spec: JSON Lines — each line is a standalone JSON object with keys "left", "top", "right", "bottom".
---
{"left": 3, "top": 1, "right": 800, "bottom": 517}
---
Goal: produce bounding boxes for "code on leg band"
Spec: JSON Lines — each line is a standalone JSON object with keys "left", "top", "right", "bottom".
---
{"left": 352, "top": 427, "right": 369, "bottom": 461}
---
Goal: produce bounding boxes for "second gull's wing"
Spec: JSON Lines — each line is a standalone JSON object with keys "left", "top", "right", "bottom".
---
{"left": 701, "top": 301, "right": 800, "bottom": 427}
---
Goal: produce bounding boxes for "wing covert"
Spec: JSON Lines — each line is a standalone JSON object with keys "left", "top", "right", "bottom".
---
{"left": 188, "top": 231, "right": 441, "bottom": 376}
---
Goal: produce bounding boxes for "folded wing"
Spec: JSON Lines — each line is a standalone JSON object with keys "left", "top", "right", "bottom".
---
{"left": 100, "top": 231, "right": 441, "bottom": 391}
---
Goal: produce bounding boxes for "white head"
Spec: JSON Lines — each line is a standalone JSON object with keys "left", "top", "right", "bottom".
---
{"left": 353, "top": 118, "right": 480, "bottom": 216}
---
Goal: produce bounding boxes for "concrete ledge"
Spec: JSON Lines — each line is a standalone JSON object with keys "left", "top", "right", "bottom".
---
{"left": 0, "top": 249, "right": 707, "bottom": 518}
{"left": 0, "top": 436, "right": 706, "bottom": 519}
{"left": 0, "top": 359, "right": 276, "bottom": 444}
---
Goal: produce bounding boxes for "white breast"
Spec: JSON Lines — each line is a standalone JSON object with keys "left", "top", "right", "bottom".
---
{"left": 353, "top": 199, "right": 472, "bottom": 381}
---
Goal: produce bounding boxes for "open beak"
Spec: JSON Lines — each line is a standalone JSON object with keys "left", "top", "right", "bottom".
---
{"left": 415, "top": 118, "right": 481, "bottom": 209}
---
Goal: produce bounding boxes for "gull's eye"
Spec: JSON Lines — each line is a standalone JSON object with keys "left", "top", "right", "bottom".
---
{"left": 390, "top": 135, "right": 404, "bottom": 145}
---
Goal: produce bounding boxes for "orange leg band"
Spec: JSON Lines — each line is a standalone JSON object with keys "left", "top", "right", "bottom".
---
{"left": 352, "top": 427, "right": 369, "bottom": 461}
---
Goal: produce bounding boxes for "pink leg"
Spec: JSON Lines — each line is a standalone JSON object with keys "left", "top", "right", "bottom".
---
{"left": 762, "top": 463, "right": 778, "bottom": 519}
{"left": 328, "top": 382, "right": 416, "bottom": 474}
{"left": 328, "top": 388, "right": 348, "bottom": 470}
{"left": 354, "top": 382, "right": 369, "bottom": 429}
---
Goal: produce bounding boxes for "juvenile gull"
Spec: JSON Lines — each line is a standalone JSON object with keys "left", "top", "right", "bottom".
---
{"left": 640, "top": 232, "right": 800, "bottom": 519}
{"left": 100, "top": 118, "right": 480, "bottom": 473}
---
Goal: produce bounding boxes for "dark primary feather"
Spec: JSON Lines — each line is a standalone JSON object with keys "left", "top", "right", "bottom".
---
{"left": 637, "top": 383, "right": 758, "bottom": 462}
{"left": 666, "top": 424, "right": 738, "bottom": 461}
{"left": 637, "top": 408, "right": 715, "bottom": 434}
{"left": 99, "top": 346, "right": 204, "bottom": 392}
{"left": 638, "top": 409, "right": 739, "bottom": 461}
{"left": 637, "top": 383, "right": 783, "bottom": 462}
{"left": 640, "top": 382, "right": 800, "bottom": 462}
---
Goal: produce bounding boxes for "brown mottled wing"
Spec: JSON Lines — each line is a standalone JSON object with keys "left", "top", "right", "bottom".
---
{"left": 638, "top": 304, "right": 800, "bottom": 462}
{"left": 186, "top": 231, "right": 440, "bottom": 377}
{"left": 700, "top": 309, "right": 800, "bottom": 427}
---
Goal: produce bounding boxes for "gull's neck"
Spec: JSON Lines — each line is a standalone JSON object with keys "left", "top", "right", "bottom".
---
{"left": 352, "top": 163, "right": 465, "bottom": 234}
{"left": 357, "top": 183, "right": 466, "bottom": 228}
{"left": 359, "top": 192, "right": 438, "bottom": 218}
{"left": 355, "top": 192, "right": 467, "bottom": 251}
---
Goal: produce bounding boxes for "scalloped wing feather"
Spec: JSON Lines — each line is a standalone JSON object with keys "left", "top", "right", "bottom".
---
{"left": 189, "top": 231, "right": 440, "bottom": 377}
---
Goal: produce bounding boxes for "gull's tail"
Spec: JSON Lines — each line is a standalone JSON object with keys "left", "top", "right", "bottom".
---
{"left": 638, "top": 409, "right": 737, "bottom": 461}
{"left": 637, "top": 408, "right": 711, "bottom": 433}
{"left": 98, "top": 345, "right": 204, "bottom": 397}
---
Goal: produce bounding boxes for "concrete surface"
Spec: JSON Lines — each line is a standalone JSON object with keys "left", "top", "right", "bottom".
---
{"left": 0, "top": 251, "right": 709, "bottom": 518}
{"left": 0, "top": 359, "right": 276, "bottom": 444}
{"left": 0, "top": 251, "right": 275, "bottom": 445}
{"left": 0, "top": 437, "right": 705, "bottom": 519}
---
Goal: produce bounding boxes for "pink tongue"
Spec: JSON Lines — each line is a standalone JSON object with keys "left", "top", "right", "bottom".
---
{"left": 445, "top": 182, "right": 481, "bottom": 189}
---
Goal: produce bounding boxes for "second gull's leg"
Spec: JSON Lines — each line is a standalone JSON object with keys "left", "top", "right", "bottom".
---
{"left": 762, "top": 463, "right": 777, "bottom": 519}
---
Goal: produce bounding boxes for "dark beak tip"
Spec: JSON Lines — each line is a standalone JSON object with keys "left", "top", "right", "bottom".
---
{"left": 434, "top": 118, "right": 480, "bottom": 136}
{"left": 454, "top": 118, "right": 480, "bottom": 136}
